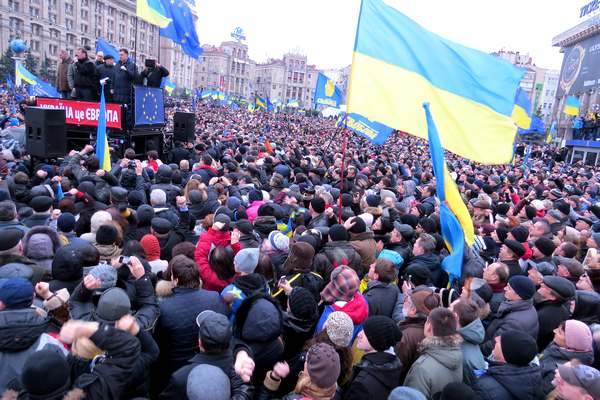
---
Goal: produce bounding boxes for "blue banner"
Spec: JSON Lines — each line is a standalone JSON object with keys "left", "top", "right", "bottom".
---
{"left": 134, "top": 86, "right": 165, "bottom": 125}
{"left": 314, "top": 72, "right": 342, "bottom": 108}
{"left": 337, "top": 112, "right": 394, "bottom": 145}
{"left": 96, "top": 38, "right": 120, "bottom": 61}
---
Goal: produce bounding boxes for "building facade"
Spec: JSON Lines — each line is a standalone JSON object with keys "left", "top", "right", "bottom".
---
{"left": 0, "top": 0, "right": 196, "bottom": 88}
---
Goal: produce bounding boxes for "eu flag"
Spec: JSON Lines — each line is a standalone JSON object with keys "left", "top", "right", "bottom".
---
{"left": 159, "top": 0, "right": 202, "bottom": 59}
{"left": 134, "top": 86, "right": 165, "bottom": 125}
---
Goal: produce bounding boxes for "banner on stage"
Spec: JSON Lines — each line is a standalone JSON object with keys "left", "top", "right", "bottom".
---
{"left": 35, "top": 98, "right": 122, "bottom": 129}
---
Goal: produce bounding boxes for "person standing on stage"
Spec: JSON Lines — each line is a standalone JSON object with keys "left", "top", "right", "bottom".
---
{"left": 140, "top": 59, "right": 170, "bottom": 88}
{"left": 97, "top": 55, "right": 116, "bottom": 102}
{"left": 56, "top": 50, "right": 72, "bottom": 99}
{"left": 113, "top": 48, "right": 137, "bottom": 105}
{"left": 73, "top": 48, "right": 98, "bottom": 101}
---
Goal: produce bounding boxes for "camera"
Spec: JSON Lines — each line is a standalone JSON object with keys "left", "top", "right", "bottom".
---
{"left": 128, "top": 160, "right": 136, "bottom": 169}
{"left": 145, "top": 59, "right": 156, "bottom": 69}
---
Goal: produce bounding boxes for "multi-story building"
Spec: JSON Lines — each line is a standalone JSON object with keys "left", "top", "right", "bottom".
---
{"left": 0, "top": 0, "right": 196, "bottom": 88}
{"left": 537, "top": 70, "right": 559, "bottom": 125}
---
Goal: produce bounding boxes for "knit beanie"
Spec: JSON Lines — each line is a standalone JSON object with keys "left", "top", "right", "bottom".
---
{"left": 349, "top": 216, "right": 366, "bottom": 234}
{"left": 400, "top": 213, "right": 419, "bottom": 229}
{"left": 289, "top": 287, "right": 318, "bottom": 320}
{"left": 268, "top": 230, "right": 289, "bottom": 252}
{"left": 508, "top": 275, "right": 535, "bottom": 300}
{"left": 534, "top": 237, "right": 556, "bottom": 257}
{"left": 248, "top": 189, "right": 263, "bottom": 203}
{"left": 510, "top": 226, "right": 529, "bottom": 243}
{"left": 500, "top": 330, "right": 538, "bottom": 366}
{"left": 306, "top": 343, "right": 341, "bottom": 388}
{"left": 140, "top": 234, "right": 161, "bottom": 261}
{"left": 365, "top": 194, "right": 381, "bottom": 207}
{"left": 57, "top": 212, "right": 76, "bottom": 233}
{"left": 503, "top": 240, "right": 526, "bottom": 258}
{"left": 438, "top": 382, "right": 477, "bottom": 400}
{"left": 233, "top": 247, "right": 260, "bottom": 274}
{"left": 388, "top": 387, "right": 426, "bottom": 400}
{"left": 95, "top": 224, "right": 118, "bottom": 246}
{"left": 325, "top": 311, "right": 354, "bottom": 347}
{"left": 556, "top": 201, "right": 571, "bottom": 216}
{"left": 418, "top": 217, "right": 437, "bottom": 234}
{"left": 495, "top": 226, "right": 509, "bottom": 243}
{"left": 21, "top": 350, "right": 70, "bottom": 399}
{"left": 363, "top": 316, "right": 402, "bottom": 351}
{"left": 328, "top": 224, "right": 349, "bottom": 242}
{"left": 564, "top": 319, "right": 593, "bottom": 352}
{"left": 358, "top": 213, "right": 374, "bottom": 229}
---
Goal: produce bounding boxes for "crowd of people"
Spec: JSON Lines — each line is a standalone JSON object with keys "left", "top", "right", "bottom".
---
{"left": 0, "top": 99, "right": 597, "bottom": 400}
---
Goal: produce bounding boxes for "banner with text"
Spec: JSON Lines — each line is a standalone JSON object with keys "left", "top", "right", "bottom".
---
{"left": 35, "top": 98, "right": 122, "bottom": 129}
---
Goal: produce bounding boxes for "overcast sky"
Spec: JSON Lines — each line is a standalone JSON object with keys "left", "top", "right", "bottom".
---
{"left": 196, "top": 0, "right": 588, "bottom": 71}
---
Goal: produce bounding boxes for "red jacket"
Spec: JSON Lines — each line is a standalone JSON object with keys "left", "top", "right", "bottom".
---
{"left": 194, "top": 228, "right": 240, "bottom": 292}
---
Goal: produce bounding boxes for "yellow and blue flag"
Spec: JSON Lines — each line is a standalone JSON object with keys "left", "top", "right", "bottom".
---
{"left": 159, "top": 0, "right": 202, "bottom": 59}
{"left": 96, "top": 83, "right": 111, "bottom": 171}
{"left": 512, "top": 87, "right": 532, "bottom": 129}
{"left": 201, "top": 89, "right": 215, "bottom": 99}
{"left": 160, "top": 77, "right": 175, "bottom": 95}
{"left": 247, "top": 103, "right": 255, "bottom": 113}
{"left": 256, "top": 96, "right": 267, "bottom": 109}
{"left": 16, "top": 62, "right": 59, "bottom": 97}
{"left": 336, "top": 112, "right": 394, "bottom": 145}
{"left": 136, "top": 0, "right": 171, "bottom": 28}
{"left": 15, "top": 62, "right": 37, "bottom": 86}
{"left": 95, "top": 38, "right": 119, "bottom": 60}
{"left": 347, "top": 0, "right": 524, "bottom": 164}
{"left": 267, "top": 98, "right": 275, "bottom": 111}
{"left": 424, "top": 103, "right": 473, "bottom": 284}
{"left": 314, "top": 72, "right": 342, "bottom": 108}
{"left": 287, "top": 99, "right": 299, "bottom": 108}
{"left": 564, "top": 96, "right": 580, "bottom": 116}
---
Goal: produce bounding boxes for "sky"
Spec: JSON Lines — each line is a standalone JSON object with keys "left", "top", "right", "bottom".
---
{"left": 195, "top": 0, "right": 588, "bottom": 71}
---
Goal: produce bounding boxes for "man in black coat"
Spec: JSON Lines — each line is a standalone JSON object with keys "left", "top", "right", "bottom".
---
{"left": 405, "top": 233, "right": 445, "bottom": 289}
{"left": 159, "top": 310, "right": 254, "bottom": 399}
{"left": 140, "top": 60, "right": 169, "bottom": 88}
{"left": 385, "top": 222, "right": 414, "bottom": 263}
{"left": 534, "top": 275, "right": 576, "bottom": 352}
{"left": 113, "top": 48, "right": 137, "bottom": 104}
{"left": 96, "top": 54, "right": 116, "bottom": 102}
{"left": 73, "top": 47, "right": 98, "bottom": 101}
{"left": 471, "top": 330, "right": 543, "bottom": 400}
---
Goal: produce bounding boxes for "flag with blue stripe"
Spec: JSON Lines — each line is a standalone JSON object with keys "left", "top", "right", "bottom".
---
{"left": 95, "top": 38, "right": 120, "bottom": 61}
{"left": 96, "top": 83, "right": 111, "bottom": 171}
{"left": 314, "top": 72, "right": 342, "bottom": 108}
{"left": 159, "top": 0, "right": 202, "bottom": 59}
{"left": 511, "top": 87, "right": 532, "bottom": 129}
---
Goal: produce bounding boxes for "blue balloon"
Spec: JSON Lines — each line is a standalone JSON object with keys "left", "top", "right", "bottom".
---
{"left": 9, "top": 39, "right": 28, "bottom": 54}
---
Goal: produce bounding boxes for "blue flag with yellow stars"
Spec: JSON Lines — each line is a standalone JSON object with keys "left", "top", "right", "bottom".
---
{"left": 135, "top": 86, "right": 165, "bottom": 125}
{"left": 159, "top": 0, "right": 202, "bottom": 59}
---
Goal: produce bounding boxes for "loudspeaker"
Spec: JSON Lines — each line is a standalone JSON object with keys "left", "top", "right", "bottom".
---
{"left": 173, "top": 111, "right": 195, "bottom": 142}
{"left": 25, "top": 107, "right": 67, "bottom": 158}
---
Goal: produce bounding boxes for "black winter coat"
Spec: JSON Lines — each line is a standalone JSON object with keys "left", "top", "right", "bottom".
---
{"left": 385, "top": 241, "right": 412, "bottom": 265}
{"left": 470, "top": 361, "right": 543, "bottom": 400}
{"left": 344, "top": 352, "right": 402, "bottom": 400}
{"left": 140, "top": 65, "right": 169, "bottom": 88}
{"left": 113, "top": 59, "right": 137, "bottom": 103}
{"left": 405, "top": 253, "right": 447, "bottom": 288}
{"left": 73, "top": 59, "right": 97, "bottom": 89}
{"left": 539, "top": 342, "right": 594, "bottom": 395}
{"left": 535, "top": 298, "right": 571, "bottom": 352}
{"left": 313, "top": 241, "right": 363, "bottom": 283}
{"left": 363, "top": 280, "right": 402, "bottom": 321}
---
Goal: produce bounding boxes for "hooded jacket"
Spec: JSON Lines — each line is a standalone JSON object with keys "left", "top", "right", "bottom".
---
{"left": 246, "top": 200, "right": 266, "bottom": 222}
{"left": 539, "top": 342, "right": 595, "bottom": 395}
{"left": 313, "top": 241, "right": 363, "bottom": 284}
{"left": 458, "top": 318, "right": 486, "bottom": 384}
{"left": 194, "top": 228, "right": 239, "bottom": 292}
{"left": 281, "top": 310, "right": 319, "bottom": 361}
{"left": 221, "top": 273, "right": 270, "bottom": 321}
{"left": 481, "top": 299, "right": 539, "bottom": 356}
{"left": 471, "top": 361, "right": 543, "bottom": 400}
{"left": 404, "top": 334, "right": 464, "bottom": 399}
{"left": 535, "top": 297, "right": 572, "bottom": 352}
{"left": 344, "top": 352, "right": 402, "bottom": 400}
{"left": 315, "top": 291, "right": 369, "bottom": 341}
{"left": 405, "top": 253, "right": 447, "bottom": 289}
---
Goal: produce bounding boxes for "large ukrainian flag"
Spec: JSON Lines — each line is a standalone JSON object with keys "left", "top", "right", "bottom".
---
{"left": 136, "top": 0, "right": 171, "bottom": 28}
{"left": 348, "top": 0, "right": 524, "bottom": 165}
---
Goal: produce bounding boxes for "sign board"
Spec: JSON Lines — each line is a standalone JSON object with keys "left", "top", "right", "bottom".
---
{"left": 557, "top": 34, "right": 600, "bottom": 96}
{"left": 35, "top": 98, "right": 122, "bottom": 129}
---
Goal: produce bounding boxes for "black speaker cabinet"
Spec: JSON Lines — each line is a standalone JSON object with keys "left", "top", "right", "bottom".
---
{"left": 25, "top": 107, "right": 67, "bottom": 158}
{"left": 173, "top": 111, "right": 195, "bottom": 142}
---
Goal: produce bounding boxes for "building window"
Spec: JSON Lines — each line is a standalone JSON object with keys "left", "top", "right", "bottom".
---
{"left": 30, "top": 40, "right": 40, "bottom": 52}
{"left": 66, "top": 33, "right": 75, "bottom": 45}
{"left": 108, "top": 32, "right": 114, "bottom": 42}
{"left": 66, "top": 19, "right": 73, "bottom": 30}
{"left": 81, "top": 0, "right": 89, "bottom": 6}
{"left": 81, "top": 24, "right": 89, "bottom": 34}
{"left": 31, "top": 24, "right": 42, "bottom": 36}
{"left": 108, "top": 19, "right": 114, "bottom": 30}
{"left": 9, "top": 17, "right": 24, "bottom": 35}
{"left": 29, "top": 6, "right": 40, "bottom": 17}
{"left": 81, "top": 38, "right": 90, "bottom": 47}
{"left": 108, "top": 6, "right": 115, "bottom": 16}
{"left": 8, "top": 0, "right": 20, "bottom": 12}
{"left": 50, "top": 29, "right": 59, "bottom": 39}
{"left": 49, "top": 44, "right": 58, "bottom": 55}
{"left": 49, "top": 13, "right": 57, "bottom": 24}
{"left": 65, "top": 3, "right": 73, "bottom": 15}
{"left": 81, "top": 9, "right": 88, "bottom": 20}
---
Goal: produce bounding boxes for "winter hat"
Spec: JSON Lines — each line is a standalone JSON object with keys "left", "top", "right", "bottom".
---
{"left": 213, "top": 213, "right": 231, "bottom": 231}
{"left": 564, "top": 319, "right": 593, "bottom": 352}
{"left": 234, "top": 247, "right": 260, "bottom": 274}
{"left": 0, "top": 228, "right": 24, "bottom": 251}
{"left": 438, "top": 382, "right": 477, "bottom": 400}
{"left": 30, "top": 196, "right": 53, "bottom": 212}
{"left": 152, "top": 217, "right": 173, "bottom": 235}
{"left": 550, "top": 188, "right": 563, "bottom": 198}
{"left": 358, "top": 213, "right": 374, "bottom": 229}
{"left": 325, "top": 311, "right": 354, "bottom": 347}
{"left": 531, "top": 199, "right": 544, "bottom": 211}
{"left": 404, "top": 265, "right": 432, "bottom": 287}
{"left": 57, "top": 212, "right": 76, "bottom": 233}
{"left": 95, "top": 287, "right": 131, "bottom": 323}
{"left": 417, "top": 202, "right": 434, "bottom": 217}
{"left": 321, "top": 266, "right": 360, "bottom": 303}
{"left": 524, "top": 205, "right": 537, "bottom": 220}
{"left": 227, "top": 196, "right": 242, "bottom": 210}
{"left": 140, "top": 234, "right": 161, "bottom": 261}
{"left": 363, "top": 316, "right": 402, "bottom": 351}
{"left": 554, "top": 257, "right": 585, "bottom": 278}
{"left": 248, "top": 189, "right": 263, "bottom": 203}
{"left": 557, "top": 363, "right": 600, "bottom": 399}
{"left": 196, "top": 310, "right": 232, "bottom": 348}
{"left": 500, "top": 330, "right": 538, "bottom": 366}
{"left": 268, "top": 230, "right": 289, "bottom": 252}
{"left": 0, "top": 263, "right": 33, "bottom": 281}
{"left": 186, "top": 364, "right": 231, "bottom": 400}
{"left": 95, "top": 224, "right": 118, "bottom": 245}
{"left": 400, "top": 213, "right": 419, "bottom": 229}
{"left": 0, "top": 278, "right": 34, "bottom": 309}
{"left": 418, "top": 217, "right": 437, "bottom": 234}
{"left": 388, "top": 387, "right": 426, "bottom": 400}
{"left": 510, "top": 226, "right": 529, "bottom": 243}
{"left": 306, "top": 343, "right": 341, "bottom": 388}
{"left": 341, "top": 193, "right": 353, "bottom": 207}
{"left": 127, "top": 190, "right": 145, "bottom": 207}
{"left": 409, "top": 286, "right": 440, "bottom": 315}
{"left": 283, "top": 242, "right": 315, "bottom": 273}
{"left": 234, "top": 219, "right": 254, "bottom": 235}
{"left": 296, "top": 234, "right": 320, "bottom": 252}
{"left": 89, "top": 263, "right": 118, "bottom": 289}
{"left": 503, "top": 240, "right": 525, "bottom": 258}
{"left": 310, "top": 197, "right": 326, "bottom": 214}
{"left": 21, "top": 349, "right": 70, "bottom": 399}
{"left": 52, "top": 246, "right": 83, "bottom": 281}
{"left": 377, "top": 249, "right": 404, "bottom": 269}
{"left": 556, "top": 201, "right": 571, "bottom": 216}
{"left": 508, "top": 275, "right": 535, "bottom": 300}
{"left": 495, "top": 203, "right": 510, "bottom": 216}
{"left": 136, "top": 205, "right": 155, "bottom": 226}
{"left": 542, "top": 276, "right": 576, "bottom": 300}
{"left": 349, "top": 216, "right": 366, "bottom": 234}
{"left": 365, "top": 194, "right": 381, "bottom": 207}
{"left": 495, "top": 226, "right": 509, "bottom": 243}
{"left": 328, "top": 224, "right": 349, "bottom": 242}
{"left": 534, "top": 237, "right": 556, "bottom": 257}
{"left": 289, "top": 287, "right": 318, "bottom": 320}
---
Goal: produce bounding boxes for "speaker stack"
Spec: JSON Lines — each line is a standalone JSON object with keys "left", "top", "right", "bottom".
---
{"left": 173, "top": 111, "right": 196, "bottom": 142}
{"left": 25, "top": 107, "right": 67, "bottom": 158}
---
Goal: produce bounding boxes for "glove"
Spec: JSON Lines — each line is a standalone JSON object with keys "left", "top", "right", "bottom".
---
{"left": 120, "top": 66, "right": 127, "bottom": 71}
